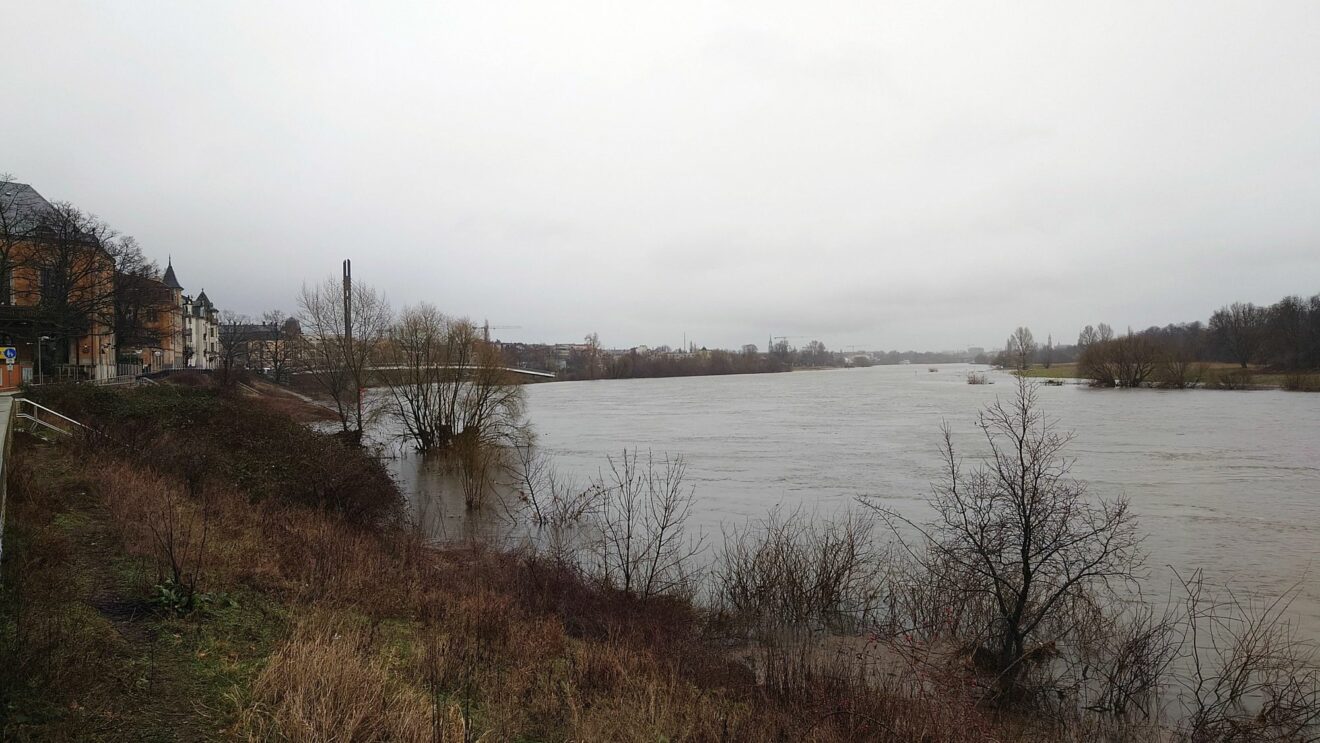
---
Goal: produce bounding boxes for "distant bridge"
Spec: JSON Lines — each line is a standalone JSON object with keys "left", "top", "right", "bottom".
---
{"left": 292, "top": 365, "right": 556, "bottom": 380}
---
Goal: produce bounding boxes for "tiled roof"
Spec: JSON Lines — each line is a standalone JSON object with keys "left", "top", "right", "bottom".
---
{"left": 0, "top": 181, "right": 55, "bottom": 233}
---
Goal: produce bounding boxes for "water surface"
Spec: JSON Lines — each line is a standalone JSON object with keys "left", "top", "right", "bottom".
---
{"left": 391, "top": 364, "right": 1320, "bottom": 631}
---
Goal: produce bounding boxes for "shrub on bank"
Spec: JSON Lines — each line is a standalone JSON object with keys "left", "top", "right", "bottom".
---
{"left": 1282, "top": 372, "right": 1320, "bottom": 392}
{"left": 26, "top": 383, "right": 400, "bottom": 525}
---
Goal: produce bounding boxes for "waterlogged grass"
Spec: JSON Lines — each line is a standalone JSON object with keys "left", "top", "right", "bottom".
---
{"left": 1014, "top": 363, "right": 1085, "bottom": 379}
{"left": 1013, "top": 362, "right": 1320, "bottom": 391}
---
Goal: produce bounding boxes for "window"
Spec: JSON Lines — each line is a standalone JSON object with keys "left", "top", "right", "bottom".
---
{"left": 0, "top": 263, "right": 11, "bottom": 305}
{"left": 40, "top": 268, "right": 55, "bottom": 302}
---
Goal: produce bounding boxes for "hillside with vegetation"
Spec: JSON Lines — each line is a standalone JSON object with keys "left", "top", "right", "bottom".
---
{"left": 3, "top": 380, "right": 1316, "bottom": 742}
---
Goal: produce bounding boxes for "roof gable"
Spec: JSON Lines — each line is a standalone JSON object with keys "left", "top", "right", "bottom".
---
{"left": 0, "top": 181, "right": 55, "bottom": 234}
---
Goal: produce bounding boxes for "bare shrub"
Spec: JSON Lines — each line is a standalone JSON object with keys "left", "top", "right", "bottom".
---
{"left": 863, "top": 378, "right": 1144, "bottom": 700}
{"left": 1281, "top": 373, "right": 1320, "bottom": 392}
{"left": 967, "top": 371, "right": 991, "bottom": 385}
{"left": 1079, "top": 332, "right": 1160, "bottom": 387}
{"left": 99, "top": 459, "right": 211, "bottom": 613}
{"left": 1207, "top": 369, "right": 1256, "bottom": 390}
{"left": 590, "top": 450, "right": 703, "bottom": 600}
{"left": 1073, "top": 599, "right": 1183, "bottom": 721}
{"left": 452, "top": 433, "right": 500, "bottom": 510}
{"left": 504, "top": 432, "right": 599, "bottom": 528}
{"left": 713, "top": 507, "right": 888, "bottom": 635}
{"left": 1155, "top": 358, "right": 1206, "bottom": 389}
{"left": 1174, "top": 571, "right": 1320, "bottom": 742}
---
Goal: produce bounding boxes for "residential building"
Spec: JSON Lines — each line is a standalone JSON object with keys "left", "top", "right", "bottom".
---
{"left": 0, "top": 181, "right": 117, "bottom": 388}
{"left": 182, "top": 290, "right": 219, "bottom": 369}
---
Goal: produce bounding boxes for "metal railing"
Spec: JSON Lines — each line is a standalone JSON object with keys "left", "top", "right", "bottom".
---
{"left": 0, "top": 398, "right": 12, "bottom": 574}
{"left": 13, "top": 398, "right": 91, "bottom": 440}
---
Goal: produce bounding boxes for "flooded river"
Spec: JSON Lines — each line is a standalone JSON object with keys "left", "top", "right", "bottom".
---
{"left": 389, "top": 364, "right": 1320, "bottom": 633}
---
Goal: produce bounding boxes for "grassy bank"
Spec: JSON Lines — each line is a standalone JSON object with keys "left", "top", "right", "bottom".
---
{"left": 3, "top": 384, "right": 1043, "bottom": 742}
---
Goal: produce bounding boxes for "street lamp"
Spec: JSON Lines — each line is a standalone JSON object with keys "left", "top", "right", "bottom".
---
{"left": 37, "top": 335, "right": 52, "bottom": 384}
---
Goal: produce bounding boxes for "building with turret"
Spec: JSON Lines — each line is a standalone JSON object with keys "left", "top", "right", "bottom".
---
{"left": 182, "top": 289, "right": 219, "bottom": 369}
{"left": 121, "top": 259, "right": 220, "bottom": 371}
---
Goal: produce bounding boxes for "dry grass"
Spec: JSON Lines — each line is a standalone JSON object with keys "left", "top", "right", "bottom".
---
{"left": 238, "top": 614, "right": 436, "bottom": 743}
{"left": 77, "top": 448, "right": 1031, "bottom": 741}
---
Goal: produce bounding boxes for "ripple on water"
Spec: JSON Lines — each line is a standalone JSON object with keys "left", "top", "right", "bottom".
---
{"left": 385, "top": 365, "right": 1320, "bottom": 636}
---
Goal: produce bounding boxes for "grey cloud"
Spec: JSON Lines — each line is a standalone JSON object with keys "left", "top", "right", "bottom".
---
{"left": 4, "top": 0, "right": 1318, "bottom": 351}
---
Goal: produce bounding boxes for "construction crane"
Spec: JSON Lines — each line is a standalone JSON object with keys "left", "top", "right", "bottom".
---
{"left": 482, "top": 320, "right": 522, "bottom": 343}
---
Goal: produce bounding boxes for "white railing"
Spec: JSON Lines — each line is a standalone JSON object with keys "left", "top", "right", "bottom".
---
{"left": 0, "top": 398, "right": 13, "bottom": 574}
{"left": 13, "top": 398, "right": 91, "bottom": 439}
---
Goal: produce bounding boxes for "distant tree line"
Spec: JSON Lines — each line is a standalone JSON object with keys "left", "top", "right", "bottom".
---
{"left": 530, "top": 336, "right": 979, "bottom": 382}
{"left": 600, "top": 347, "right": 788, "bottom": 379}
{"left": 996, "top": 290, "right": 1320, "bottom": 386}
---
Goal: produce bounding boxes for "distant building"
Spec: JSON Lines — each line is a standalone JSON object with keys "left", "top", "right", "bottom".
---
{"left": 123, "top": 259, "right": 219, "bottom": 372}
{"left": 0, "top": 181, "right": 117, "bottom": 387}
{"left": 2, "top": 179, "right": 225, "bottom": 385}
{"left": 182, "top": 290, "right": 219, "bottom": 369}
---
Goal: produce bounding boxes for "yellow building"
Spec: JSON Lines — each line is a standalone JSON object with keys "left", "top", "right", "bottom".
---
{"left": 0, "top": 181, "right": 117, "bottom": 389}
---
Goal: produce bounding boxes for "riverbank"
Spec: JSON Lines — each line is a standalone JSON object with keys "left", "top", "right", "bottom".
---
{"left": 0, "top": 384, "right": 1045, "bottom": 742}
{"left": 1013, "top": 362, "right": 1320, "bottom": 390}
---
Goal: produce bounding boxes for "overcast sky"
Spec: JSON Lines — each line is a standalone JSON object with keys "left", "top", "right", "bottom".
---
{"left": 4, "top": 1, "right": 1318, "bottom": 351}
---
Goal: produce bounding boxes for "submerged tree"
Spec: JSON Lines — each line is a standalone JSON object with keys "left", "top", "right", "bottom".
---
{"left": 864, "top": 377, "right": 1143, "bottom": 696}
{"left": 382, "top": 306, "right": 525, "bottom": 455}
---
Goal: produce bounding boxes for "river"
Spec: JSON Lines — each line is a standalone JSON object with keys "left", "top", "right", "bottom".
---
{"left": 388, "top": 363, "right": 1320, "bottom": 633}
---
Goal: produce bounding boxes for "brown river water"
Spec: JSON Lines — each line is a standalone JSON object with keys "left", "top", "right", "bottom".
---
{"left": 386, "top": 364, "right": 1320, "bottom": 636}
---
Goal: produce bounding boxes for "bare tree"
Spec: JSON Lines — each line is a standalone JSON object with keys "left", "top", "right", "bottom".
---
{"left": 456, "top": 335, "right": 525, "bottom": 449}
{"left": 864, "top": 377, "right": 1143, "bottom": 697}
{"left": 1079, "top": 331, "right": 1160, "bottom": 388}
{"left": 257, "top": 309, "right": 299, "bottom": 383}
{"left": 297, "top": 275, "right": 391, "bottom": 434}
{"left": 110, "top": 237, "right": 174, "bottom": 351}
{"left": 1210, "top": 302, "right": 1268, "bottom": 369}
{"left": 382, "top": 303, "right": 449, "bottom": 451}
{"left": 216, "top": 310, "right": 253, "bottom": 387}
{"left": 16, "top": 202, "right": 118, "bottom": 370}
{"left": 582, "top": 331, "right": 601, "bottom": 380}
{"left": 1006, "top": 326, "right": 1037, "bottom": 370}
{"left": 0, "top": 176, "right": 36, "bottom": 322}
{"left": 382, "top": 308, "right": 525, "bottom": 455}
